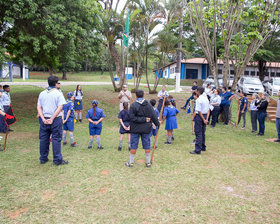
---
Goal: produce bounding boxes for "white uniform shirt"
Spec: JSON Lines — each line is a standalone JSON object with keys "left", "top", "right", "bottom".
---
{"left": 2, "top": 91, "right": 11, "bottom": 106}
{"left": 195, "top": 94, "right": 210, "bottom": 114}
{"left": 73, "top": 90, "right": 83, "bottom": 100}
{"left": 37, "top": 87, "right": 66, "bottom": 117}
{"left": 157, "top": 90, "right": 169, "bottom": 99}
{"left": 210, "top": 94, "right": 221, "bottom": 105}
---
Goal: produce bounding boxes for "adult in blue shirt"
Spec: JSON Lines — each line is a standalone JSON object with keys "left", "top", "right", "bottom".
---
{"left": 37, "top": 76, "right": 68, "bottom": 165}
{"left": 237, "top": 91, "right": 248, "bottom": 129}
{"left": 0, "top": 85, "right": 12, "bottom": 132}
{"left": 219, "top": 87, "right": 234, "bottom": 125}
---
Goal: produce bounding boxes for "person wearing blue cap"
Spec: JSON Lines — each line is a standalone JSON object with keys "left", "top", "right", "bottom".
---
{"left": 86, "top": 100, "right": 106, "bottom": 149}
{"left": 62, "top": 92, "right": 76, "bottom": 147}
{"left": 37, "top": 76, "right": 68, "bottom": 165}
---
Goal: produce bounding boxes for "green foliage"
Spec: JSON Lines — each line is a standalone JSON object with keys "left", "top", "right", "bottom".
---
{"left": 1, "top": 0, "right": 102, "bottom": 75}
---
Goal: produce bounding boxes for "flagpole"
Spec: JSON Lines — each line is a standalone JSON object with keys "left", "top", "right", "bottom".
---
{"left": 126, "top": 45, "right": 128, "bottom": 86}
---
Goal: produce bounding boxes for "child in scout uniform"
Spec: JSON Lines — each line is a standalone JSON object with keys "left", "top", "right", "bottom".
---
{"left": 149, "top": 99, "right": 160, "bottom": 148}
{"left": 73, "top": 85, "right": 83, "bottom": 123}
{"left": 162, "top": 100, "right": 179, "bottom": 144}
{"left": 168, "top": 95, "right": 176, "bottom": 140}
{"left": 238, "top": 91, "right": 248, "bottom": 129}
{"left": 86, "top": 100, "right": 105, "bottom": 149}
{"left": 118, "top": 102, "right": 130, "bottom": 151}
{"left": 1, "top": 85, "right": 12, "bottom": 132}
{"left": 62, "top": 92, "right": 76, "bottom": 147}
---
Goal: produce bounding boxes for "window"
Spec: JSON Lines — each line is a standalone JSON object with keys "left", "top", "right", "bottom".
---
{"left": 244, "top": 71, "right": 249, "bottom": 75}
{"left": 218, "top": 69, "right": 222, "bottom": 74}
{"left": 276, "top": 73, "right": 280, "bottom": 77}
{"left": 230, "top": 70, "right": 235, "bottom": 75}
{"left": 257, "top": 72, "right": 259, "bottom": 76}
{"left": 251, "top": 71, "right": 255, "bottom": 76}
{"left": 271, "top": 72, "right": 275, "bottom": 77}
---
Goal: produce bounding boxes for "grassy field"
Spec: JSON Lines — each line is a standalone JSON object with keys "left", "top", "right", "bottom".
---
{"left": 0, "top": 85, "right": 279, "bottom": 224}
{"left": 10, "top": 71, "right": 202, "bottom": 87}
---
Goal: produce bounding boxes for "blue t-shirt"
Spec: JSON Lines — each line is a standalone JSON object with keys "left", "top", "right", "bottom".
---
{"left": 240, "top": 97, "right": 248, "bottom": 112}
{"left": 220, "top": 92, "right": 234, "bottom": 106}
{"left": 118, "top": 109, "right": 130, "bottom": 123}
{"left": 163, "top": 106, "right": 179, "bottom": 117}
{"left": 86, "top": 107, "right": 106, "bottom": 128}
{"left": 63, "top": 99, "right": 74, "bottom": 119}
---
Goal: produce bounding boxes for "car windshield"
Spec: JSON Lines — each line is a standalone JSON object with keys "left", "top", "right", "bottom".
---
{"left": 244, "top": 79, "right": 262, "bottom": 85}
{"left": 274, "top": 79, "right": 280, "bottom": 85}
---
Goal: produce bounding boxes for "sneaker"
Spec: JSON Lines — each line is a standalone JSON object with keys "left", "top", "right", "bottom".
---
{"left": 71, "top": 142, "right": 77, "bottom": 147}
{"left": 164, "top": 141, "right": 171, "bottom": 144}
{"left": 63, "top": 141, "right": 68, "bottom": 145}
{"left": 118, "top": 146, "right": 122, "bottom": 151}
{"left": 125, "top": 162, "right": 134, "bottom": 167}
{"left": 98, "top": 146, "right": 104, "bottom": 150}
{"left": 241, "top": 127, "right": 245, "bottom": 130}
{"left": 251, "top": 130, "right": 256, "bottom": 133}
{"left": 79, "top": 119, "right": 82, "bottom": 123}
{"left": 40, "top": 159, "right": 49, "bottom": 164}
{"left": 54, "top": 160, "right": 68, "bottom": 166}
{"left": 88, "top": 146, "right": 92, "bottom": 149}
{"left": 145, "top": 162, "right": 152, "bottom": 168}
{"left": 181, "top": 107, "right": 186, "bottom": 110}
{"left": 274, "top": 139, "right": 280, "bottom": 142}
{"left": 171, "top": 137, "right": 175, "bottom": 141}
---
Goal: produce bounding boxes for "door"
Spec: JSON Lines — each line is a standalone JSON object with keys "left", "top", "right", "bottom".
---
{"left": 186, "top": 69, "right": 198, "bottom": 79}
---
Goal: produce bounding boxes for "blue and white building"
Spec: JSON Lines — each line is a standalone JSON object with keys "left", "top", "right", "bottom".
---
{"left": 154, "top": 57, "right": 280, "bottom": 80}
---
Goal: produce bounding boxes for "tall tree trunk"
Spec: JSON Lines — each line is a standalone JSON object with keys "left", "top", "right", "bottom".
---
{"left": 108, "top": 42, "right": 124, "bottom": 88}
{"left": 49, "top": 67, "right": 53, "bottom": 76}
{"left": 175, "top": 5, "right": 183, "bottom": 92}
{"left": 62, "top": 71, "right": 67, "bottom": 80}
{"left": 258, "top": 59, "right": 266, "bottom": 81}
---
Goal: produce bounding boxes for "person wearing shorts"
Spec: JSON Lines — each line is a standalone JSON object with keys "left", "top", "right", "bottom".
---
{"left": 125, "top": 89, "right": 160, "bottom": 168}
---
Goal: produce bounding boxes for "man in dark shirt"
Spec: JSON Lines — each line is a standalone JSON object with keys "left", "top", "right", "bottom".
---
{"left": 237, "top": 91, "right": 248, "bottom": 129}
{"left": 125, "top": 89, "right": 160, "bottom": 168}
{"left": 181, "top": 81, "right": 198, "bottom": 110}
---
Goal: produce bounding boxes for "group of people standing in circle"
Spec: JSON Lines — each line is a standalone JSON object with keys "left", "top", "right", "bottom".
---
{"left": 36, "top": 76, "right": 279, "bottom": 167}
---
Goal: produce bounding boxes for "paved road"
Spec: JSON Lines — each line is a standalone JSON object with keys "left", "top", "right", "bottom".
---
{"left": 1, "top": 81, "right": 191, "bottom": 92}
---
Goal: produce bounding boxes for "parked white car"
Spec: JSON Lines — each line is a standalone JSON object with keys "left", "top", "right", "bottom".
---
{"left": 262, "top": 78, "right": 280, "bottom": 96}
{"left": 237, "top": 77, "right": 264, "bottom": 94}
{"left": 202, "top": 76, "right": 223, "bottom": 89}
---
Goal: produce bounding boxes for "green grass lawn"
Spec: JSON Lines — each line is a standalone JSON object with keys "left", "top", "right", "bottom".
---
{"left": 0, "top": 85, "right": 279, "bottom": 223}
{"left": 11, "top": 71, "right": 200, "bottom": 87}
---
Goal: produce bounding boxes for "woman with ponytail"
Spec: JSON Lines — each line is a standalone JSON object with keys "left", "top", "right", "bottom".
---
{"left": 86, "top": 100, "right": 105, "bottom": 149}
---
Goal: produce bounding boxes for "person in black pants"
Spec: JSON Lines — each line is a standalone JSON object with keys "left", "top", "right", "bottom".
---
{"left": 255, "top": 93, "right": 269, "bottom": 136}
{"left": 250, "top": 93, "right": 259, "bottom": 133}
{"left": 190, "top": 87, "right": 210, "bottom": 155}
{"left": 181, "top": 81, "right": 198, "bottom": 109}
{"left": 37, "top": 76, "right": 68, "bottom": 165}
{"left": 219, "top": 87, "right": 234, "bottom": 125}
{"left": 209, "top": 89, "right": 221, "bottom": 127}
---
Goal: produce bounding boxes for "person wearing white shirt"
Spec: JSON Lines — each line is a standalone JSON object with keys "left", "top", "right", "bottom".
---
{"left": 157, "top": 85, "right": 169, "bottom": 111}
{"left": 118, "top": 85, "right": 132, "bottom": 111}
{"left": 190, "top": 87, "right": 210, "bottom": 155}
{"left": 37, "top": 76, "right": 68, "bottom": 166}
{"left": 209, "top": 89, "right": 221, "bottom": 128}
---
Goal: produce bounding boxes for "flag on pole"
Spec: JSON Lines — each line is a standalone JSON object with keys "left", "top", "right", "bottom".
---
{"left": 4, "top": 106, "right": 17, "bottom": 127}
{"left": 123, "top": 12, "right": 130, "bottom": 47}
